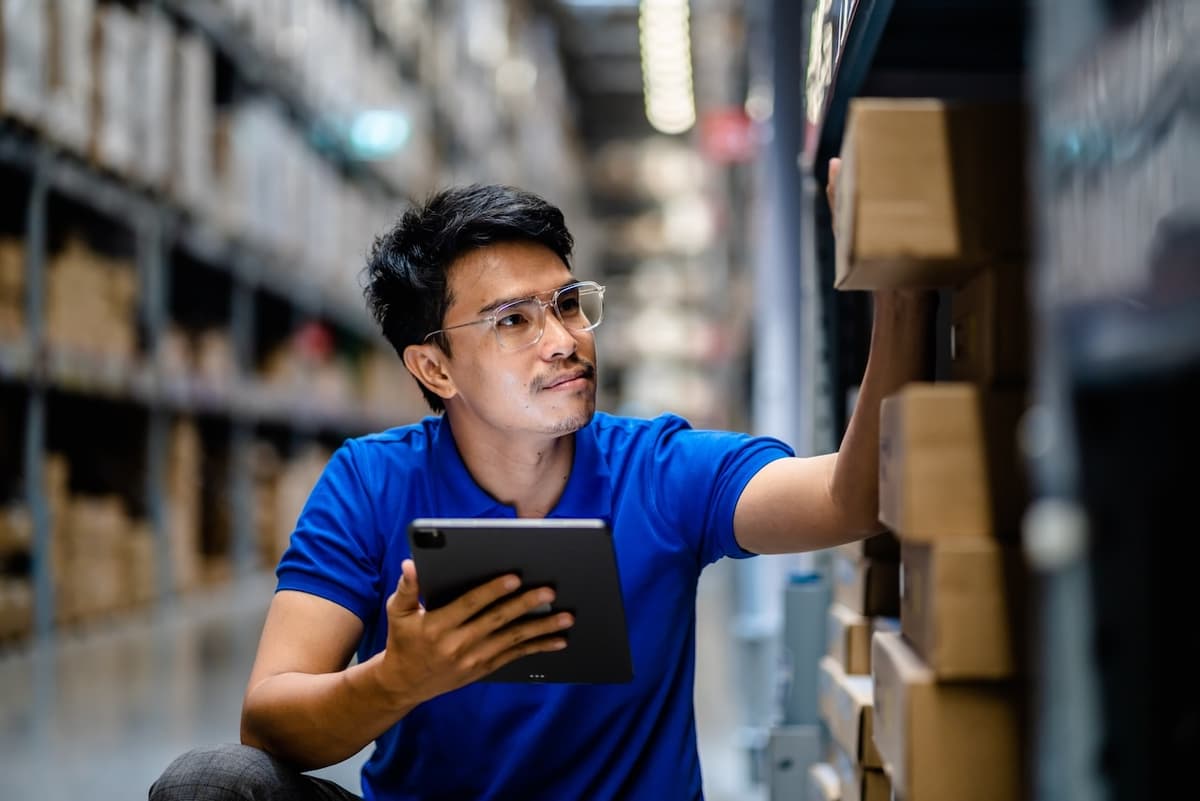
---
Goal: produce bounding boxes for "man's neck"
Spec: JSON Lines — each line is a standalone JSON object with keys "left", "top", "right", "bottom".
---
{"left": 445, "top": 414, "right": 576, "bottom": 519}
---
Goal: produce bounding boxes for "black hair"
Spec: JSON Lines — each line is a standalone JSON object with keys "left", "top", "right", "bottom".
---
{"left": 362, "top": 184, "right": 575, "bottom": 412}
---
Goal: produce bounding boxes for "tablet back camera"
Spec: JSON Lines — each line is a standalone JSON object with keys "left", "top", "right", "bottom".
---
{"left": 413, "top": 528, "right": 446, "bottom": 549}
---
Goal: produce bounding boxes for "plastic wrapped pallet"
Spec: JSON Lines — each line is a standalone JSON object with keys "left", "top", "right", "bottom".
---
{"left": 1, "top": 0, "right": 47, "bottom": 125}
{"left": 133, "top": 6, "right": 174, "bottom": 188}
{"left": 91, "top": 4, "right": 137, "bottom": 175}
{"left": 173, "top": 32, "right": 215, "bottom": 214}
{"left": 45, "top": 0, "right": 95, "bottom": 153}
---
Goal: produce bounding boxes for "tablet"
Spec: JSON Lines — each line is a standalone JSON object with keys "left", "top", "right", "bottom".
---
{"left": 407, "top": 517, "right": 632, "bottom": 684}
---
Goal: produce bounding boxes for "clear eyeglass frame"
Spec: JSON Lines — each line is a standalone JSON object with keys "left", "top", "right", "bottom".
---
{"left": 423, "top": 280, "right": 606, "bottom": 351}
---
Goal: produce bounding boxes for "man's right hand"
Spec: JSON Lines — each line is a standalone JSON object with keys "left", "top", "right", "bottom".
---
{"left": 374, "top": 558, "right": 574, "bottom": 707}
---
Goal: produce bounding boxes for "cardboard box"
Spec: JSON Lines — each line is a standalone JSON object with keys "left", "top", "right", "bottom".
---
{"left": 872, "top": 631, "right": 1022, "bottom": 801}
{"left": 835, "top": 530, "right": 900, "bottom": 563}
{"left": 949, "top": 265, "right": 1030, "bottom": 386}
{"left": 808, "top": 762, "right": 841, "bottom": 801}
{"left": 828, "top": 602, "right": 872, "bottom": 675}
{"left": 901, "top": 539, "right": 1025, "bottom": 679}
{"left": 833, "top": 552, "right": 899, "bottom": 617}
{"left": 818, "top": 655, "right": 881, "bottom": 769}
{"left": 835, "top": 99, "right": 1027, "bottom": 290}
{"left": 832, "top": 746, "right": 890, "bottom": 801}
{"left": 879, "top": 383, "right": 1027, "bottom": 541}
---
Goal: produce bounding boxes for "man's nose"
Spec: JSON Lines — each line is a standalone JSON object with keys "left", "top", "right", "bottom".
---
{"left": 538, "top": 306, "right": 578, "bottom": 358}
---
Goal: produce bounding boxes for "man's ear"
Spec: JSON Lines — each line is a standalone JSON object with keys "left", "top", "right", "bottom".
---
{"left": 403, "top": 343, "right": 458, "bottom": 403}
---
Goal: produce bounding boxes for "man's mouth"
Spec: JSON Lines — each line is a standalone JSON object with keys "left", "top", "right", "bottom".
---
{"left": 540, "top": 364, "right": 595, "bottom": 390}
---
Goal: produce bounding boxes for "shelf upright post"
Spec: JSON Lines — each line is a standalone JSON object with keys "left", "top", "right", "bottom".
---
{"left": 140, "top": 207, "right": 174, "bottom": 607}
{"left": 229, "top": 251, "right": 257, "bottom": 576}
{"left": 23, "top": 144, "right": 53, "bottom": 638}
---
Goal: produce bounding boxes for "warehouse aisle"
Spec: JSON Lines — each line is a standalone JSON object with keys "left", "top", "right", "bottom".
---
{"left": 0, "top": 561, "right": 764, "bottom": 801}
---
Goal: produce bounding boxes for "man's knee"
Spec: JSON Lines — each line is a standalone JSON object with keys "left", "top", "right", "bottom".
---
{"left": 149, "top": 743, "right": 296, "bottom": 801}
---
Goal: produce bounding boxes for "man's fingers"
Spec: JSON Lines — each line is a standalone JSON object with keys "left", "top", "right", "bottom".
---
{"left": 826, "top": 156, "right": 842, "bottom": 208}
{"left": 387, "top": 559, "right": 423, "bottom": 616}
{"left": 433, "top": 573, "right": 523, "bottom": 628}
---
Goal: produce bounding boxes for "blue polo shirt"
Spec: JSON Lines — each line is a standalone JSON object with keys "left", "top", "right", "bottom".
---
{"left": 276, "top": 411, "right": 793, "bottom": 801}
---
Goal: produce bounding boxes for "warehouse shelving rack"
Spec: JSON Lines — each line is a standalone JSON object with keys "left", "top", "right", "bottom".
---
{"left": 798, "top": 1, "right": 1200, "bottom": 800}
{"left": 0, "top": 0, "right": 428, "bottom": 643}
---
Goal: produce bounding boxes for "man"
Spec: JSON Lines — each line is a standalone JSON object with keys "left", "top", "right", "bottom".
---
{"left": 151, "top": 175, "right": 929, "bottom": 800}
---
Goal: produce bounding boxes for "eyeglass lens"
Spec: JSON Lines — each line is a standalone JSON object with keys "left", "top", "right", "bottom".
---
{"left": 493, "top": 285, "right": 603, "bottom": 350}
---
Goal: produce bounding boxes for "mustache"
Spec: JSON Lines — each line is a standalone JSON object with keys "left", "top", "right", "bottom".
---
{"left": 533, "top": 359, "right": 597, "bottom": 391}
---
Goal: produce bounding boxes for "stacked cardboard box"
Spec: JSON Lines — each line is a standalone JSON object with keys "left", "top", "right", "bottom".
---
{"left": 819, "top": 532, "right": 897, "bottom": 800}
{"left": 834, "top": 99, "right": 1027, "bottom": 291}
{"left": 0, "top": 238, "right": 23, "bottom": 340}
{"left": 167, "top": 418, "right": 202, "bottom": 593}
{"left": 47, "top": 463, "right": 156, "bottom": 626}
{"left": 833, "top": 96, "right": 1031, "bottom": 801}
{"left": 45, "top": 237, "right": 137, "bottom": 360}
{"left": 0, "top": 503, "right": 33, "bottom": 643}
{"left": 251, "top": 441, "right": 282, "bottom": 569}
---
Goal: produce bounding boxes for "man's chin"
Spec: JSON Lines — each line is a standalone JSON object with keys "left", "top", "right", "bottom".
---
{"left": 545, "top": 404, "right": 596, "bottom": 436}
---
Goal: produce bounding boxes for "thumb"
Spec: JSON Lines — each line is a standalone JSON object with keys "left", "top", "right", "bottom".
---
{"left": 389, "top": 559, "right": 423, "bottom": 615}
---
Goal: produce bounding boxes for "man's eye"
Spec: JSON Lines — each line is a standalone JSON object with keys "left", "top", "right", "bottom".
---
{"left": 496, "top": 311, "right": 533, "bottom": 328}
{"left": 558, "top": 296, "right": 581, "bottom": 314}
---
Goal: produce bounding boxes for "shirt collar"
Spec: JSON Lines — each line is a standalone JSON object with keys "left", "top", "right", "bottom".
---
{"left": 430, "top": 415, "right": 613, "bottom": 521}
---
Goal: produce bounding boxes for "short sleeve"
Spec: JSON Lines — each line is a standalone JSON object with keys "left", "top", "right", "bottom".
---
{"left": 275, "top": 441, "right": 383, "bottom": 621}
{"left": 646, "top": 415, "right": 793, "bottom": 566}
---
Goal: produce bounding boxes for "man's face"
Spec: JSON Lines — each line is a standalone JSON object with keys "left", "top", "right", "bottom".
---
{"left": 437, "top": 241, "right": 598, "bottom": 437}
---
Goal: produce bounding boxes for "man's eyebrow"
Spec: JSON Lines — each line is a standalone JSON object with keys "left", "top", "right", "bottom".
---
{"left": 477, "top": 280, "right": 577, "bottom": 314}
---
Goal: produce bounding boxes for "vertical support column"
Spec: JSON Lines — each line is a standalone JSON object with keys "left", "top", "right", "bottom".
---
{"left": 229, "top": 258, "right": 257, "bottom": 576}
{"left": 140, "top": 210, "right": 174, "bottom": 606}
{"left": 731, "top": 0, "right": 814, "bottom": 781}
{"left": 23, "top": 146, "right": 52, "bottom": 638}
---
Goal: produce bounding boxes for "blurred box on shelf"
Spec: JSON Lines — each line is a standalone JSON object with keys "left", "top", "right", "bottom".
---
{"left": 902, "top": 538, "right": 1026, "bottom": 680}
{"left": 91, "top": 3, "right": 137, "bottom": 175}
{"left": 835, "top": 99, "right": 1026, "bottom": 290}
{"left": 872, "top": 631, "right": 1022, "bottom": 801}
{"left": 167, "top": 418, "right": 201, "bottom": 592}
{"left": 879, "top": 383, "right": 1028, "bottom": 541}
{"left": 818, "top": 655, "right": 881, "bottom": 769}
{"left": 835, "top": 530, "right": 900, "bottom": 563}
{"left": 808, "top": 761, "right": 840, "bottom": 801}
{"left": 0, "top": 504, "right": 32, "bottom": 556}
{"left": 828, "top": 602, "right": 871, "bottom": 675}
{"left": 832, "top": 551, "right": 899, "bottom": 618}
{"left": 0, "top": 238, "right": 24, "bottom": 339}
{"left": 133, "top": 6, "right": 175, "bottom": 189}
{"left": 0, "top": 577, "right": 33, "bottom": 642}
{"left": 831, "top": 745, "right": 890, "bottom": 801}
{"left": 45, "top": 0, "right": 95, "bottom": 154}
{"left": 172, "top": 32, "right": 215, "bottom": 214}
{"left": 949, "top": 265, "right": 1030, "bottom": 386}
{"left": 45, "top": 238, "right": 137, "bottom": 360}
{"left": 251, "top": 440, "right": 283, "bottom": 569}
{"left": 1, "top": 0, "right": 47, "bottom": 125}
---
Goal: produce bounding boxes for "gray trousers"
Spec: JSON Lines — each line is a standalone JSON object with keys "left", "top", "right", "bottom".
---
{"left": 149, "top": 743, "right": 362, "bottom": 801}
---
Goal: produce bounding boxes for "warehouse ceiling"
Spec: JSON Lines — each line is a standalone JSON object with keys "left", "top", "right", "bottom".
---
{"left": 542, "top": 0, "right": 656, "bottom": 146}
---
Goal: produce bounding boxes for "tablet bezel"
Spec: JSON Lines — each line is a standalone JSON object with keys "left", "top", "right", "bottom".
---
{"left": 406, "top": 517, "right": 633, "bottom": 684}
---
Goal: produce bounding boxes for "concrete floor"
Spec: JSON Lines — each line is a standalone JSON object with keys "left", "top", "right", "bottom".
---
{"left": 0, "top": 561, "right": 766, "bottom": 801}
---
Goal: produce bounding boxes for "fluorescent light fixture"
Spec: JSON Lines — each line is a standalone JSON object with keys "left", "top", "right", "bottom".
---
{"left": 639, "top": 0, "right": 695, "bottom": 135}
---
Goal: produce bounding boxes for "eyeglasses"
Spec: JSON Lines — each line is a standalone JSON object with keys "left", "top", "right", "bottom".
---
{"left": 424, "top": 280, "right": 606, "bottom": 352}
